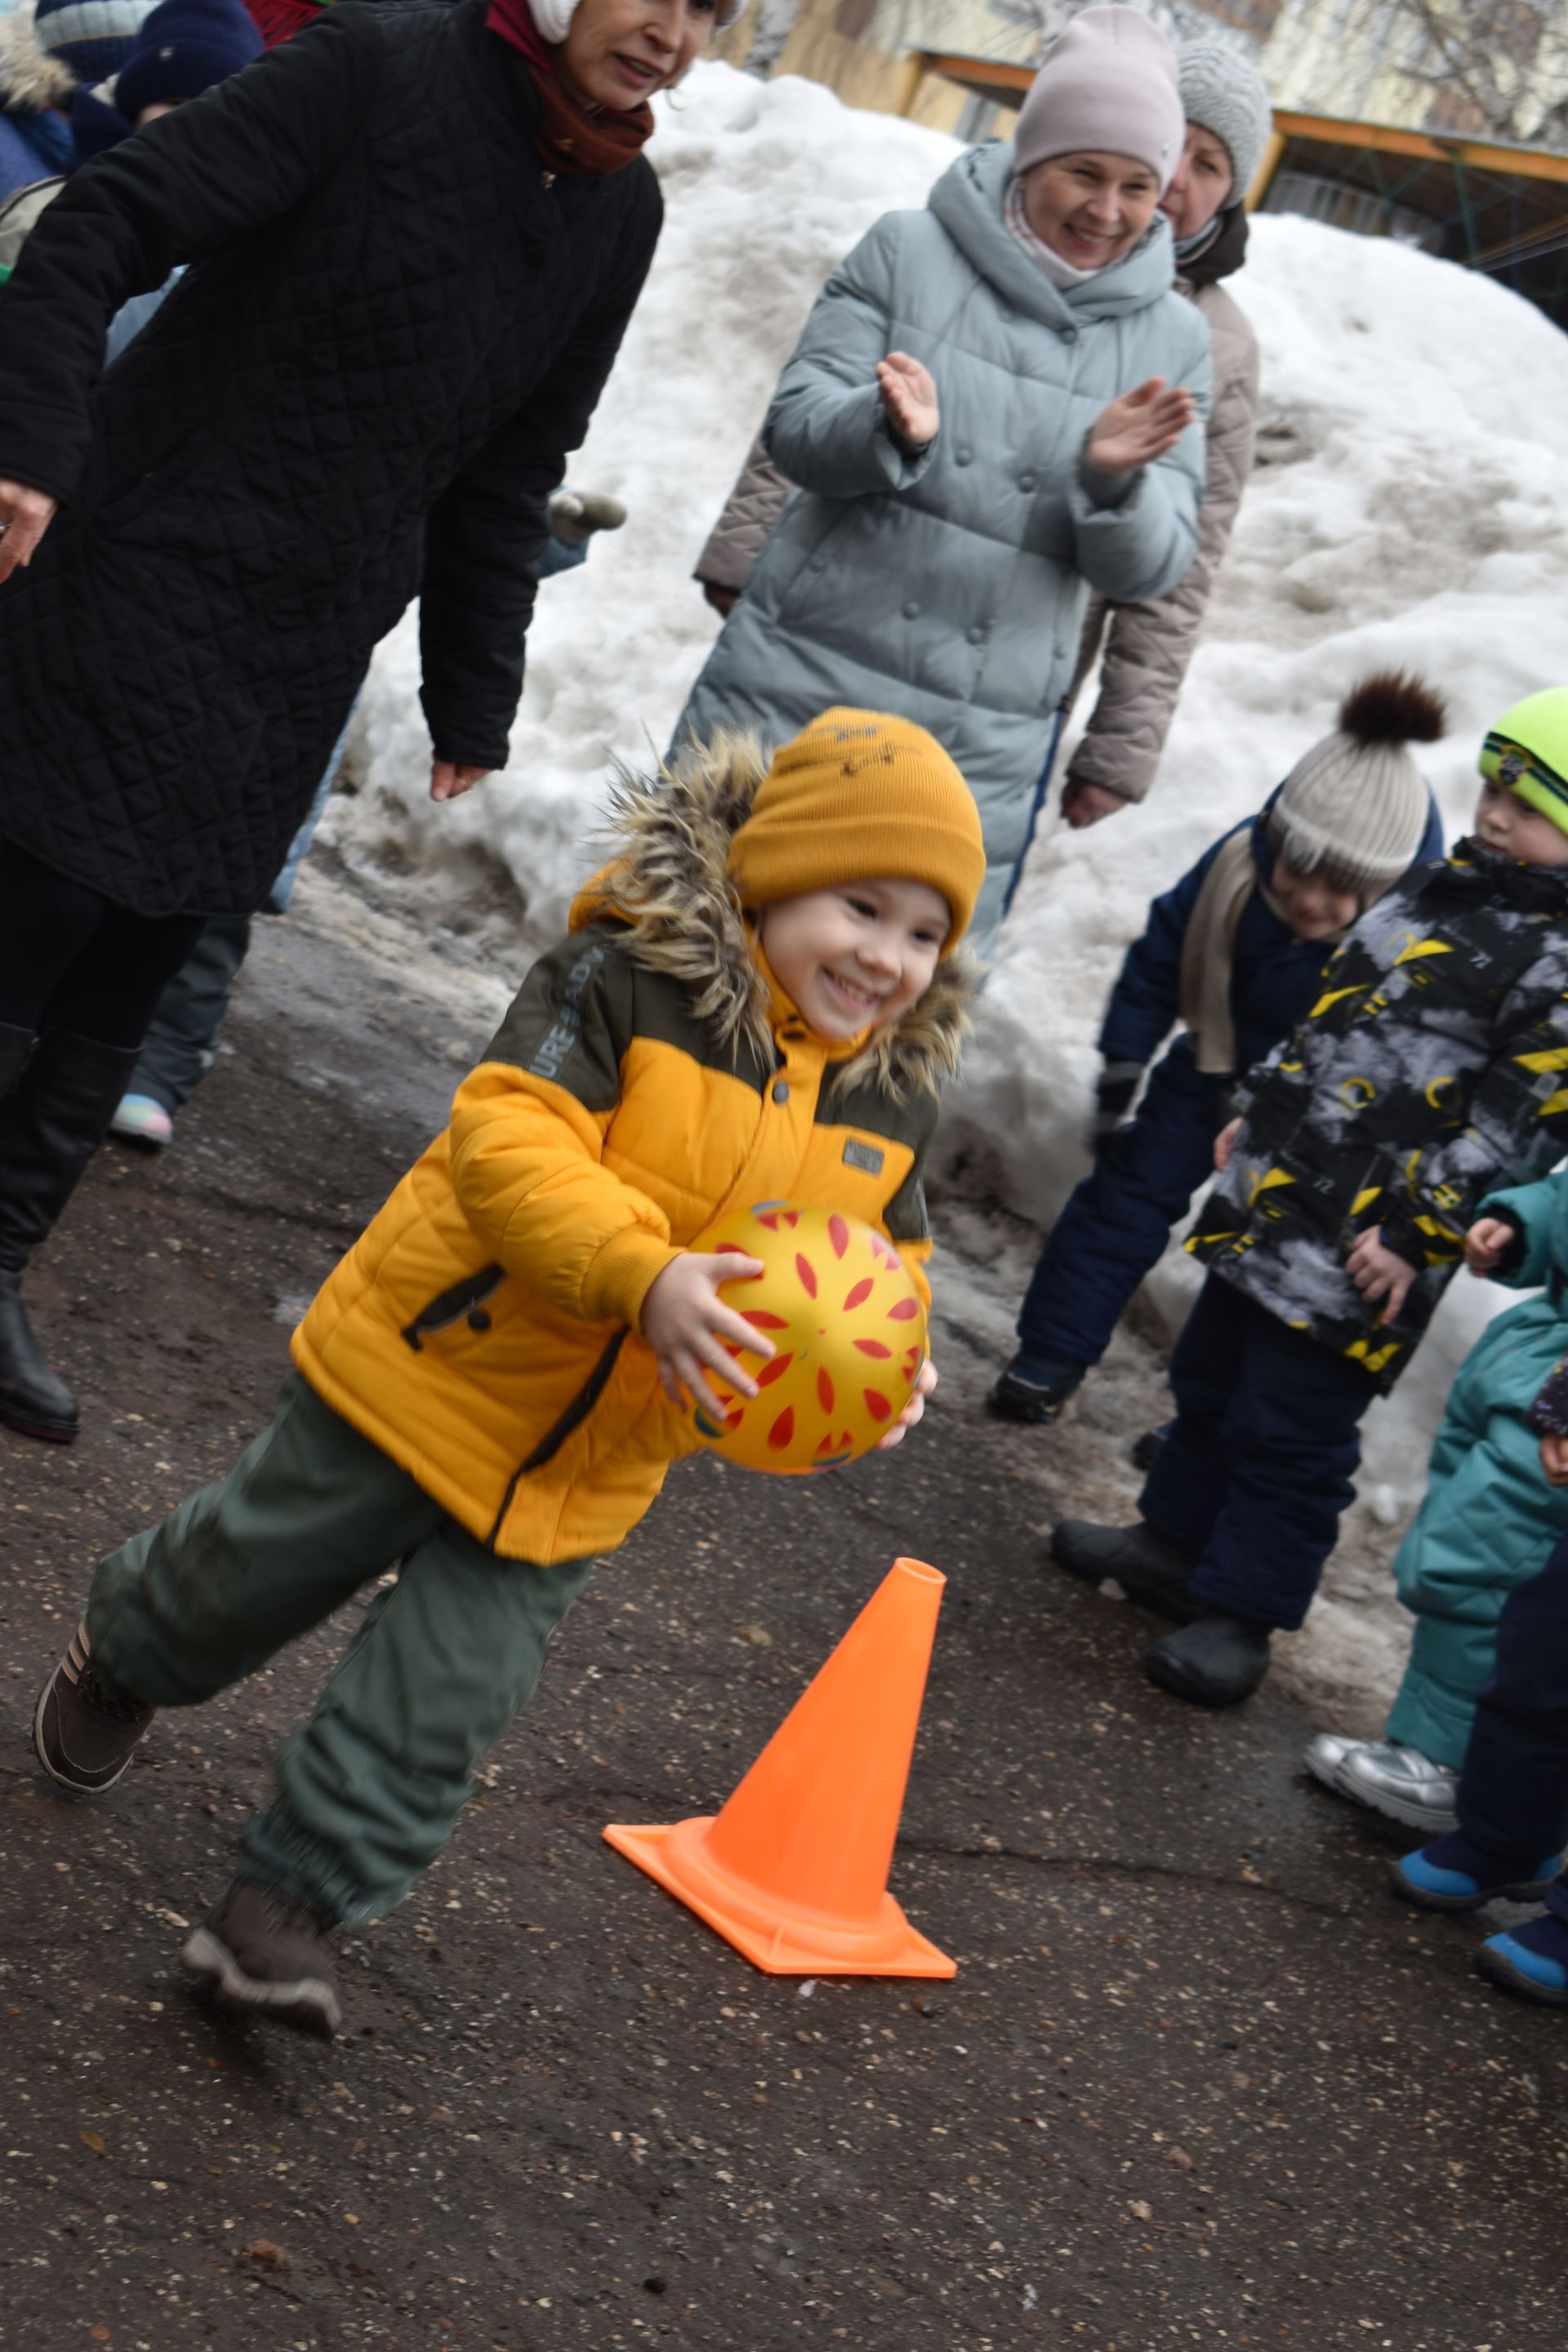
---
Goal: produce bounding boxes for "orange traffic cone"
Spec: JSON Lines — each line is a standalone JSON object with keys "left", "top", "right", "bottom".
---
{"left": 604, "top": 1557, "right": 955, "bottom": 1977}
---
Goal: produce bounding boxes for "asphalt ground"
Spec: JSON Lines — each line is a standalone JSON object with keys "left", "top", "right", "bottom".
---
{"left": 1, "top": 867, "right": 1564, "bottom": 2352}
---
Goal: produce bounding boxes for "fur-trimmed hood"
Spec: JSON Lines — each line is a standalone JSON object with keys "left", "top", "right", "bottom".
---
{"left": 0, "top": 16, "right": 77, "bottom": 114}
{"left": 571, "top": 733, "right": 979, "bottom": 1103}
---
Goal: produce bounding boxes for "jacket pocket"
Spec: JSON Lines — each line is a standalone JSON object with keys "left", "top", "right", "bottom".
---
{"left": 401, "top": 1264, "right": 508, "bottom": 1351}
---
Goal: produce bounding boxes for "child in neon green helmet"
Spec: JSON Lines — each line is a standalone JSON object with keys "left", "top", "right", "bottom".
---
{"left": 1057, "top": 684, "right": 1568, "bottom": 1713}
{"left": 1307, "top": 686, "right": 1568, "bottom": 1829}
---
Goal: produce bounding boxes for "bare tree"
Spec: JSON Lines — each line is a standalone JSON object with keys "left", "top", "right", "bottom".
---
{"left": 1329, "top": 0, "right": 1568, "bottom": 146}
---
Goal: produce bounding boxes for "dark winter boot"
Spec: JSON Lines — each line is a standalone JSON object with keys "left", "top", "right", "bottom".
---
{"left": 1049, "top": 1519, "right": 1200, "bottom": 1623}
{"left": 183, "top": 1879, "right": 342, "bottom": 2038}
{"left": 1143, "top": 1613, "right": 1272, "bottom": 1707}
{"left": 0, "top": 1027, "right": 140, "bottom": 1443}
{"left": 987, "top": 1353, "right": 1084, "bottom": 1426}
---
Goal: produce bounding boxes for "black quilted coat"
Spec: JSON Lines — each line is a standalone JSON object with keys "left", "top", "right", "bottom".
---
{"left": 0, "top": 0, "right": 662, "bottom": 917}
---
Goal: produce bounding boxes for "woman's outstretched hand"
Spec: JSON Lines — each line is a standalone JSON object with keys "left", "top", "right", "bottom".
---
{"left": 877, "top": 352, "right": 939, "bottom": 452}
{"left": 1085, "top": 377, "right": 1196, "bottom": 477}
{"left": 430, "top": 760, "right": 491, "bottom": 801}
{"left": 0, "top": 478, "right": 58, "bottom": 586}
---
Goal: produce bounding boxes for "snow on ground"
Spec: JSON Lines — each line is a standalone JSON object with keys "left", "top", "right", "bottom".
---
{"left": 322, "top": 60, "right": 1568, "bottom": 1731}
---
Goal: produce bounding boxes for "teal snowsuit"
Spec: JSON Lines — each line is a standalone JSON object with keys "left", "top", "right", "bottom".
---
{"left": 1384, "top": 1168, "right": 1568, "bottom": 1767}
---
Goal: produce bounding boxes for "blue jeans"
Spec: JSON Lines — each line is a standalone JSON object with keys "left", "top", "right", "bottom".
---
{"left": 1016, "top": 1036, "right": 1228, "bottom": 1370}
{"left": 1139, "top": 1272, "right": 1378, "bottom": 1631}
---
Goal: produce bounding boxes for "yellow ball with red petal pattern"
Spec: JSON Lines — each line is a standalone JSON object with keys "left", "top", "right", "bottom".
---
{"left": 687, "top": 1199, "right": 928, "bottom": 1475}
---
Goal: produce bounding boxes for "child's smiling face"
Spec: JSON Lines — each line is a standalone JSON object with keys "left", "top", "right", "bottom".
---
{"left": 1474, "top": 777, "right": 1568, "bottom": 866}
{"left": 755, "top": 879, "right": 950, "bottom": 1041}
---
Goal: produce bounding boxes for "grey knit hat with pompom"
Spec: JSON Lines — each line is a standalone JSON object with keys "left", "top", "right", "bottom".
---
{"left": 1177, "top": 37, "right": 1273, "bottom": 202}
{"left": 1267, "top": 673, "right": 1447, "bottom": 902}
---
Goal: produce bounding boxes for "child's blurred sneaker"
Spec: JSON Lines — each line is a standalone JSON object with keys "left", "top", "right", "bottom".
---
{"left": 987, "top": 1355, "right": 1081, "bottom": 1425}
{"left": 1304, "top": 1729, "right": 1364, "bottom": 1788}
{"left": 1475, "top": 1914, "right": 1568, "bottom": 2006}
{"left": 183, "top": 1879, "right": 342, "bottom": 2039}
{"left": 1129, "top": 1423, "right": 1169, "bottom": 1472}
{"left": 1390, "top": 1831, "right": 1562, "bottom": 1913}
{"left": 33, "top": 1622, "right": 157, "bottom": 1793}
{"left": 109, "top": 1093, "right": 173, "bottom": 1147}
{"left": 1336, "top": 1740, "right": 1459, "bottom": 1832}
{"left": 547, "top": 488, "right": 627, "bottom": 546}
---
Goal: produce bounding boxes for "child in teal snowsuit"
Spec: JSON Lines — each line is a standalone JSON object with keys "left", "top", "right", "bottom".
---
{"left": 1312, "top": 1165, "right": 1568, "bottom": 1829}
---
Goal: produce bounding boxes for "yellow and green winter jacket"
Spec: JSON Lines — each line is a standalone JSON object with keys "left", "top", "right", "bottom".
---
{"left": 294, "top": 742, "right": 973, "bottom": 1561}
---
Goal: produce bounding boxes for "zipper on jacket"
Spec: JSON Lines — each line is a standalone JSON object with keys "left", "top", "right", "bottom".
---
{"left": 401, "top": 1264, "right": 507, "bottom": 1351}
{"left": 485, "top": 1325, "right": 630, "bottom": 1548}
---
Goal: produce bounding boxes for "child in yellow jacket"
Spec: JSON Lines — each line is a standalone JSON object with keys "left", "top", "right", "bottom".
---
{"left": 31, "top": 709, "right": 984, "bottom": 2038}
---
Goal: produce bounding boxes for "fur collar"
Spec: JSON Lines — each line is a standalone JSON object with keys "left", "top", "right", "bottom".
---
{"left": 0, "top": 19, "right": 77, "bottom": 114}
{"left": 575, "top": 733, "right": 978, "bottom": 1102}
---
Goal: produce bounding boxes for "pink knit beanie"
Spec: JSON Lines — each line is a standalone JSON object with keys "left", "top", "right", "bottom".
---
{"left": 1013, "top": 7, "right": 1184, "bottom": 194}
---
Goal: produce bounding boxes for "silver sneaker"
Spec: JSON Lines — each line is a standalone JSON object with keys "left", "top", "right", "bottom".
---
{"left": 1304, "top": 1731, "right": 1364, "bottom": 1791}
{"left": 1335, "top": 1740, "right": 1459, "bottom": 1833}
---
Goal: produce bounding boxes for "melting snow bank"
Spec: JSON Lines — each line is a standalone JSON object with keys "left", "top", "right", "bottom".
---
{"left": 320, "top": 57, "right": 1568, "bottom": 1717}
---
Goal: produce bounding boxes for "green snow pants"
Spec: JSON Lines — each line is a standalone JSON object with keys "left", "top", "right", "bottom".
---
{"left": 87, "top": 1371, "right": 595, "bottom": 1922}
{"left": 1384, "top": 1379, "right": 1568, "bottom": 1770}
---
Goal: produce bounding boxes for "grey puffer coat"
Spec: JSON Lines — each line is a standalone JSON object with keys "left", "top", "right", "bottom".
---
{"left": 675, "top": 140, "right": 1210, "bottom": 940}
{"left": 694, "top": 212, "right": 1257, "bottom": 816}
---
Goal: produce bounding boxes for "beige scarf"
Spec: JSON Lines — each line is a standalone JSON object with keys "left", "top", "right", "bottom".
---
{"left": 1178, "top": 830, "right": 1332, "bottom": 1076}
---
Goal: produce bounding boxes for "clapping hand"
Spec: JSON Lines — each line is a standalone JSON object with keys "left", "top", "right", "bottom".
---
{"left": 876, "top": 352, "right": 939, "bottom": 452}
{"left": 1085, "top": 377, "right": 1196, "bottom": 476}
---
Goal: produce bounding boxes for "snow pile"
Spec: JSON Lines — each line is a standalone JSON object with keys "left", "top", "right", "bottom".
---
{"left": 328, "top": 64, "right": 1568, "bottom": 1515}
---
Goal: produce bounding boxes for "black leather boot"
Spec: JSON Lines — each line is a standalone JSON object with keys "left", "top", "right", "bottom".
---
{"left": 0, "top": 1027, "right": 140, "bottom": 1444}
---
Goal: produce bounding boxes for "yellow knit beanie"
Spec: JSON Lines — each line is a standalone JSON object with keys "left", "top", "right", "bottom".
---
{"left": 727, "top": 709, "right": 986, "bottom": 952}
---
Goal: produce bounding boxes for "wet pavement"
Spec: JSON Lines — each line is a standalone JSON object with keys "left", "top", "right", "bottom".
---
{"left": 0, "top": 866, "right": 1563, "bottom": 2351}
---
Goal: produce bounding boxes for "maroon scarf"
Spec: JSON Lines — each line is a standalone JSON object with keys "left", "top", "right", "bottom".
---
{"left": 486, "top": 0, "right": 656, "bottom": 176}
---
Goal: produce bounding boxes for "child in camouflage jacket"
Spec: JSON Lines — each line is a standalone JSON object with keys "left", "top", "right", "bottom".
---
{"left": 1051, "top": 687, "right": 1568, "bottom": 1708}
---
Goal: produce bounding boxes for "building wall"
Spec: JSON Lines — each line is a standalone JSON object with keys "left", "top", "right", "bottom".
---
{"left": 1259, "top": 0, "right": 1568, "bottom": 143}
{"left": 708, "top": 0, "right": 1276, "bottom": 133}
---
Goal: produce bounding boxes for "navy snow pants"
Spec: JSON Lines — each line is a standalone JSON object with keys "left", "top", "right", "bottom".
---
{"left": 1457, "top": 1531, "right": 1568, "bottom": 1921}
{"left": 1016, "top": 1036, "right": 1229, "bottom": 1371}
{"left": 1138, "top": 1272, "right": 1378, "bottom": 1631}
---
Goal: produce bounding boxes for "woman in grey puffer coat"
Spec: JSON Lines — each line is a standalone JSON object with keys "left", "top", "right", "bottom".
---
{"left": 675, "top": 7, "right": 1211, "bottom": 942}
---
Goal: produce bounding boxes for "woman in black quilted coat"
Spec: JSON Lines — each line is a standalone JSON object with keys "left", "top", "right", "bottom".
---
{"left": 0, "top": 0, "right": 733, "bottom": 1443}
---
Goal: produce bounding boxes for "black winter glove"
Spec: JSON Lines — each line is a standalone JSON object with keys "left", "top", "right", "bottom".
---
{"left": 1092, "top": 1060, "right": 1143, "bottom": 1156}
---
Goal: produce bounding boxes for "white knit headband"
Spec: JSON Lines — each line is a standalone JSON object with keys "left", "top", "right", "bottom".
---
{"left": 529, "top": 0, "right": 747, "bottom": 38}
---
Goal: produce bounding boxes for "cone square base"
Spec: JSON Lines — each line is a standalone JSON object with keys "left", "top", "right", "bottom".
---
{"left": 604, "top": 1819, "right": 957, "bottom": 1979}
